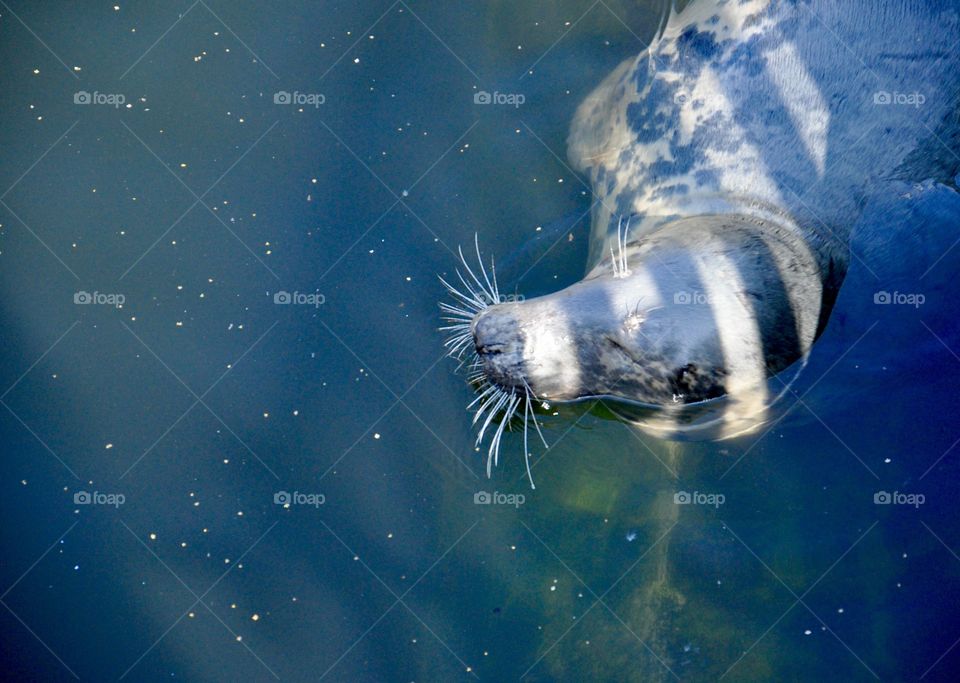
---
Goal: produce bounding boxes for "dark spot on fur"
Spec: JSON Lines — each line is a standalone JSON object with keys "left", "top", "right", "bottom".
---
{"left": 670, "top": 363, "right": 727, "bottom": 402}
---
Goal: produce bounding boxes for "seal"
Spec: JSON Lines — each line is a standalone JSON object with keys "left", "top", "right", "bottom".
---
{"left": 441, "top": 0, "right": 960, "bottom": 480}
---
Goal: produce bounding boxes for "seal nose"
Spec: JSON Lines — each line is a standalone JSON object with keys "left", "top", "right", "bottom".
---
{"left": 472, "top": 307, "right": 525, "bottom": 389}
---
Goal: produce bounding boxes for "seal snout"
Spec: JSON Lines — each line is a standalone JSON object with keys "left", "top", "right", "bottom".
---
{"left": 472, "top": 306, "right": 526, "bottom": 390}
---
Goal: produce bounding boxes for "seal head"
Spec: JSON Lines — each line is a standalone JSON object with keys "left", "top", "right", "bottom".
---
{"left": 470, "top": 213, "right": 835, "bottom": 436}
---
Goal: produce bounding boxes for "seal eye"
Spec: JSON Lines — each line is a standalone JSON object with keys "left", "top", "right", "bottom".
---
{"left": 604, "top": 335, "right": 633, "bottom": 358}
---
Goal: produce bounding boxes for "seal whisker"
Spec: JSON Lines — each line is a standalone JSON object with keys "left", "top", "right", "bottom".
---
{"left": 620, "top": 216, "right": 631, "bottom": 277}
{"left": 522, "top": 395, "right": 537, "bottom": 489}
{"left": 471, "top": 385, "right": 499, "bottom": 425}
{"left": 442, "top": 328, "right": 472, "bottom": 342}
{"left": 439, "top": 238, "right": 547, "bottom": 486}
{"left": 489, "top": 257, "right": 500, "bottom": 302}
{"left": 474, "top": 234, "right": 499, "bottom": 305}
{"left": 610, "top": 215, "right": 632, "bottom": 279}
{"left": 458, "top": 245, "right": 495, "bottom": 306}
{"left": 522, "top": 377, "right": 549, "bottom": 449}
{"left": 474, "top": 386, "right": 507, "bottom": 428}
{"left": 467, "top": 383, "right": 497, "bottom": 410}
{"left": 447, "top": 271, "right": 488, "bottom": 311}
{"left": 438, "top": 272, "right": 480, "bottom": 303}
{"left": 439, "top": 310, "right": 475, "bottom": 322}
{"left": 438, "top": 324, "right": 472, "bottom": 334}
{"left": 439, "top": 298, "right": 481, "bottom": 317}
{"left": 487, "top": 393, "right": 519, "bottom": 475}
{"left": 445, "top": 339, "right": 474, "bottom": 361}
{"left": 449, "top": 267, "right": 485, "bottom": 307}
{"left": 442, "top": 335, "right": 472, "bottom": 353}
{"left": 476, "top": 390, "right": 510, "bottom": 444}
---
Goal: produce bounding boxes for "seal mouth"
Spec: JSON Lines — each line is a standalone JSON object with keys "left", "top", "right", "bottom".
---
{"left": 438, "top": 236, "right": 547, "bottom": 486}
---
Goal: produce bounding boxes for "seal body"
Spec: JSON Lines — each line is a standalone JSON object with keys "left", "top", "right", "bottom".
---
{"left": 462, "top": 0, "right": 960, "bottom": 441}
{"left": 570, "top": 0, "right": 960, "bottom": 268}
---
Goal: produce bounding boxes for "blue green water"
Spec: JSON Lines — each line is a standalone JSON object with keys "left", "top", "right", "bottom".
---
{"left": 2, "top": 2, "right": 960, "bottom": 681}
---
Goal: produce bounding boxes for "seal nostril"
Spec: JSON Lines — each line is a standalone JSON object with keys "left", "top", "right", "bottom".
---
{"left": 478, "top": 344, "right": 503, "bottom": 356}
